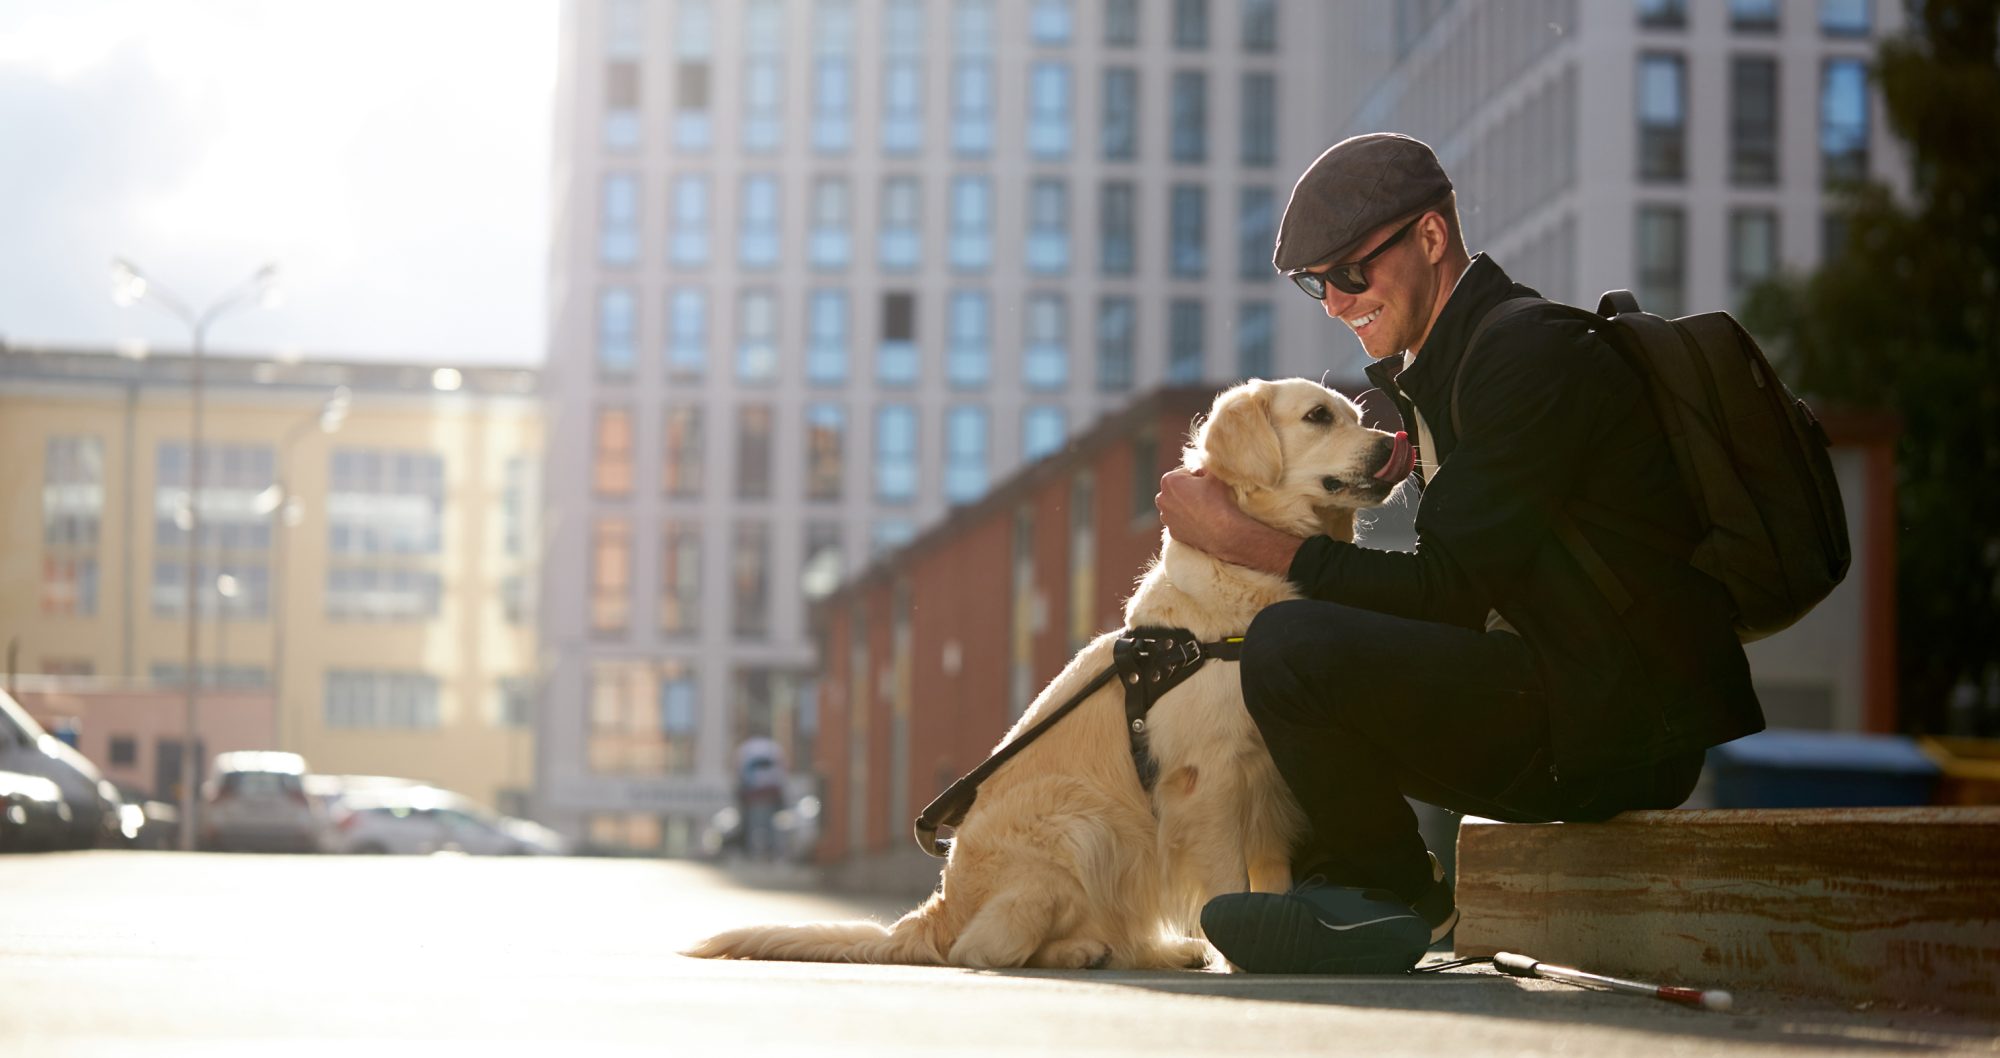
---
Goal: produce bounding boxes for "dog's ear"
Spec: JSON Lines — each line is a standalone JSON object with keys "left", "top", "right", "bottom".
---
{"left": 1195, "top": 381, "right": 1283, "bottom": 489}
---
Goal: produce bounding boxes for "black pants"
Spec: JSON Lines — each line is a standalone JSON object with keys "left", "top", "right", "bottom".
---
{"left": 1238, "top": 599, "right": 1704, "bottom": 904}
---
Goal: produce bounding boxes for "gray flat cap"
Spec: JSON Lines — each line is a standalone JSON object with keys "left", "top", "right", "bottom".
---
{"left": 1273, "top": 133, "right": 1453, "bottom": 273}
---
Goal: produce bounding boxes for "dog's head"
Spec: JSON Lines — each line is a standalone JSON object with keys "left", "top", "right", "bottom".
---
{"left": 1185, "top": 378, "right": 1413, "bottom": 540}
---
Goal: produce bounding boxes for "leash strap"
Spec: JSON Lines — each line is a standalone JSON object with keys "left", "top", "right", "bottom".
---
{"left": 911, "top": 628, "right": 1244, "bottom": 858}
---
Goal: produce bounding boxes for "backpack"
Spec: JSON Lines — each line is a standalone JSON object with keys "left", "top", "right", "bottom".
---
{"left": 1455, "top": 290, "right": 1851, "bottom": 643}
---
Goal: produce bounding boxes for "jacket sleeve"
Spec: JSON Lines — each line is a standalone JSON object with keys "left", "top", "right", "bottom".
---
{"left": 1284, "top": 314, "right": 1613, "bottom": 624}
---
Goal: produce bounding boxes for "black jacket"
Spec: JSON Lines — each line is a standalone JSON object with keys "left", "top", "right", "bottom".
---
{"left": 1286, "top": 255, "right": 1763, "bottom": 778}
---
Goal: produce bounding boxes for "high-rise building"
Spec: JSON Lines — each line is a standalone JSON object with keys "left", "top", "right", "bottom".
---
{"left": 540, "top": 0, "right": 1351, "bottom": 852}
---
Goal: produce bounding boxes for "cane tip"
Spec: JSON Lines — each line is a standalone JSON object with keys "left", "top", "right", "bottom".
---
{"left": 1702, "top": 990, "right": 1734, "bottom": 1013}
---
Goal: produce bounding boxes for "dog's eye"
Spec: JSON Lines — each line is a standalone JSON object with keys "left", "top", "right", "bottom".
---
{"left": 1303, "top": 405, "right": 1333, "bottom": 425}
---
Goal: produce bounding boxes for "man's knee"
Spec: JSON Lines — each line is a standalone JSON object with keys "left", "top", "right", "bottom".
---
{"left": 1240, "top": 599, "right": 1362, "bottom": 725}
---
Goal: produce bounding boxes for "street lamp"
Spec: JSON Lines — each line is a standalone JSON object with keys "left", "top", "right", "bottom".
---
{"left": 112, "top": 257, "right": 281, "bottom": 852}
{"left": 255, "top": 386, "right": 350, "bottom": 754}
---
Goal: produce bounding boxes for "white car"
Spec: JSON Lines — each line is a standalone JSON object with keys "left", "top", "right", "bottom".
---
{"left": 331, "top": 786, "right": 566, "bottom": 856}
{"left": 201, "top": 751, "right": 328, "bottom": 853}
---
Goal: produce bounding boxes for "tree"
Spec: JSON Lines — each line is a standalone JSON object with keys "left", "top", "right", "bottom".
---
{"left": 1741, "top": 0, "right": 2000, "bottom": 734}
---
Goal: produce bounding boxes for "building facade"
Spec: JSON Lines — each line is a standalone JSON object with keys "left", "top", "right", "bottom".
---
{"left": 539, "top": 0, "right": 1365, "bottom": 853}
{"left": 0, "top": 346, "right": 542, "bottom": 814}
{"left": 1316, "top": 0, "right": 1911, "bottom": 731}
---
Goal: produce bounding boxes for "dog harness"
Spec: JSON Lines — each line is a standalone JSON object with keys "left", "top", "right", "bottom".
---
{"left": 912, "top": 626, "right": 1245, "bottom": 858}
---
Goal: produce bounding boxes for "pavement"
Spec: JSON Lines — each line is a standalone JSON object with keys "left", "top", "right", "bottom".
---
{"left": 1, "top": 851, "right": 1995, "bottom": 1057}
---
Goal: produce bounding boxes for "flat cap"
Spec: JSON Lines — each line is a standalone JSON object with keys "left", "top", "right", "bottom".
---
{"left": 1273, "top": 133, "right": 1453, "bottom": 273}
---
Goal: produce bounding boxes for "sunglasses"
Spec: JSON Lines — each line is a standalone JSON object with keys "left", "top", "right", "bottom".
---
{"left": 1287, "top": 215, "right": 1421, "bottom": 300}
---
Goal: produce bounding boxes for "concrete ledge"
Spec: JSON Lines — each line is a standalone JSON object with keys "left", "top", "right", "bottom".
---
{"left": 1455, "top": 807, "right": 2000, "bottom": 1015}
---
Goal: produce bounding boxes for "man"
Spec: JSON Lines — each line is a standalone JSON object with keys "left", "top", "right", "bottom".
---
{"left": 1156, "top": 133, "right": 1763, "bottom": 974}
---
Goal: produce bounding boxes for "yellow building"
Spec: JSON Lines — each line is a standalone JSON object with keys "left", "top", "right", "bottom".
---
{"left": 0, "top": 344, "right": 541, "bottom": 815}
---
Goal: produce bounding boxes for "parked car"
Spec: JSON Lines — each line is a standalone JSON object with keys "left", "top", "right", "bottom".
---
{"left": 330, "top": 785, "right": 567, "bottom": 856}
{"left": 0, "top": 770, "right": 72, "bottom": 852}
{"left": 0, "top": 688, "right": 123, "bottom": 849}
{"left": 201, "top": 751, "right": 327, "bottom": 853}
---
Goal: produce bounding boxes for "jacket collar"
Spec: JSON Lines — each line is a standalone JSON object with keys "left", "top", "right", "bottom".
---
{"left": 1361, "top": 253, "right": 1521, "bottom": 408}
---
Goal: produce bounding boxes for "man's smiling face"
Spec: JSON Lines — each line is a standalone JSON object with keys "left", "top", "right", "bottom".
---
{"left": 1303, "top": 211, "right": 1445, "bottom": 361}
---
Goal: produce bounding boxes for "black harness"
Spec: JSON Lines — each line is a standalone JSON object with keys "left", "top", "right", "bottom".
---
{"left": 911, "top": 626, "right": 1244, "bottom": 858}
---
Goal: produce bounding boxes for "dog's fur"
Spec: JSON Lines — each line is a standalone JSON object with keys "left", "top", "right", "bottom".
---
{"left": 685, "top": 379, "right": 1405, "bottom": 969}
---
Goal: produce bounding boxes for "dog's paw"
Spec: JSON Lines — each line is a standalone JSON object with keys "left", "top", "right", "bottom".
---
{"left": 1163, "top": 936, "right": 1213, "bottom": 970}
{"left": 1035, "top": 937, "right": 1113, "bottom": 970}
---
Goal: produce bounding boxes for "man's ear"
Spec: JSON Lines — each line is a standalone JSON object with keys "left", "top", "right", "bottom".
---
{"left": 1195, "top": 381, "right": 1283, "bottom": 489}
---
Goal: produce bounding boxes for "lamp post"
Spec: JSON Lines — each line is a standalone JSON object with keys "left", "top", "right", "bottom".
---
{"left": 256, "top": 387, "right": 350, "bottom": 753}
{"left": 113, "top": 258, "right": 280, "bottom": 852}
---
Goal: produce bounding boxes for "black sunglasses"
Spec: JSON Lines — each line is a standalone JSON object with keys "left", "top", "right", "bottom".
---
{"left": 1288, "top": 215, "right": 1421, "bottom": 300}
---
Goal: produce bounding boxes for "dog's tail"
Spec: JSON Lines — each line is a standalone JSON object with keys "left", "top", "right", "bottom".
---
{"left": 682, "top": 900, "right": 950, "bottom": 964}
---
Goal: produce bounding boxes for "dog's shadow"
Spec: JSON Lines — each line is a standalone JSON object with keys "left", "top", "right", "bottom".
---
{"left": 964, "top": 960, "right": 1975, "bottom": 1054}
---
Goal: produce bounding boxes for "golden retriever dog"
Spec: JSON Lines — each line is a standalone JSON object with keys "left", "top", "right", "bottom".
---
{"left": 685, "top": 378, "right": 1412, "bottom": 970}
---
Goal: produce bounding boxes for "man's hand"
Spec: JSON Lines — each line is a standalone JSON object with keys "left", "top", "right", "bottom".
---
{"left": 1155, "top": 468, "right": 1309, "bottom": 576}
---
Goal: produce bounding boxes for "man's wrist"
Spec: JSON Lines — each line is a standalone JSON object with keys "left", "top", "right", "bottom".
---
{"left": 1223, "top": 520, "right": 1307, "bottom": 577}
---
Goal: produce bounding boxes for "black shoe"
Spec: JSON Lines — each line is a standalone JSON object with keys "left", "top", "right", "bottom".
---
{"left": 1200, "top": 879, "right": 1430, "bottom": 975}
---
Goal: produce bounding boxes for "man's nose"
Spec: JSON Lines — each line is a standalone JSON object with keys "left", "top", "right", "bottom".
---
{"left": 1320, "top": 283, "right": 1355, "bottom": 320}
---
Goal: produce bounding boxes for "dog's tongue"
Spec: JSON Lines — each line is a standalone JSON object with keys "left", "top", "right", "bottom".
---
{"left": 1373, "top": 431, "right": 1415, "bottom": 481}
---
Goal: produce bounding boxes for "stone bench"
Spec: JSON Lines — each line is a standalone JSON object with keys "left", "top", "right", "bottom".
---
{"left": 1454, "top": 807, "right": 2000, "bottom": 1015}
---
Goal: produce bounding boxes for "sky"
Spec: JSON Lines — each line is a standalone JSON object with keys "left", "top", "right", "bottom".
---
{"left": 0, "top": 0, "right": 559, "bottom": 366}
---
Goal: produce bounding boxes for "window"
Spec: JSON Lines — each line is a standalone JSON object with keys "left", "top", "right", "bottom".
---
{"left": 1638, "top": 0, "right": 1687, "bottom": 28}
{"left": 1638, "top": 53, "right": 1687, "bottom": 181}
{"left": 1242, "top": 0, "right": 1277, "bottom": 50}
{"left": 604, "top": 61, "right": 640, "bottom": 151}
{"left": 1173, "top": 0, "right": 1208, "bottom": 48}
{"left": 806, "top": 403, "right": 846, "bottom": 500}
{"left": 598, "top": 287, "right": 636, "bottom": 376}
{"left": 806, "top": 290, "right": 848, "bottom": 385}
{"left": 950, "top": 176, "right": 992, "bottom": 271}
{"left": 1031, "top": 0, "right": 1072, "bottom": 43}
{"left": 1102, "top": 67, "right": 1138, "bottom": 161}
{"left": 501, "top": 455, "right": 531, "bottom": 559}
{"left": 953, "top": 0, "right": 995, "bottom": 157}
{"left": 42, "top": 436, "right": 102, "bottom": 617}
{"left": 872, "top": 519, "right": 916, "bottom": 555}
{"left": 1100, "top": 181, "right": 1136, "bottom": 276}
{"left": 1025, "top": 294, "right": 1068, "bottom": 389}
{"left": 673, "top": 0, "right": 713, "bottom": 151}
{"left": 736, "top": 404, "right": 774, "bottom": 500}
{"left": 1028, "top": 62, "right": 1071, "bottom": 160}
{"left": 1171, "top": 71, "right": 1207, "bottom": 163}
{"left": 607, "top": 0, "right": 645, "bottom": 57}
{"left": 948, "top": 291, "right": 990, "bottom": 388}
{"left": 588, "top": 661, "right": 698, "bottom": 775}
{"left": 874, "top": 404, "right": 918, "bottom": 503}
{"left": 1237, "top": 302, "right": 1274, "bottom": 380}
{"left": 738, "top": 289, "right": 778, "bottom": 383}
{"left": 593, "top": 407, "right": 635, "bottom": 498}
{"left": 1822, "top": 58, "right": 1869, "bottom": 185}
{"left": 1023, "top": 406, "right": 1066, "bottom": 461}
{"left": 1241, "top": 73, "right": 1275, "bottom": 167}
{"left": 496, "top": 677, "right": 535, "bottom": 728}
{"left": 666, "top": 288, "right": 705, "bottom": 378}
{"left": 809, "top": 176, "right": 851, "bottom": 270}
{"left": 1731, "top": 56, "right": 1779, "bottom": 185}
{"left": 669, "top": 174, "right": 709, "bottom": 266}
{"left": 743, "top": 0, "right": 783, "bottom": 152}
{"left": 1636, "top": 205, "right": 1687, "bottom": 318}
{"left": 108, "top": 735, "right": 135, "bottom": 766}
{"left": 1097, "top": 296, "right": 1135, "bottom": 392}
{"left": 662, "top": 404, "right": 704, "bottom": 497}
{"left": 323, "top": 567, "right": 438, "bottom": 621}
{"left": 1821, "top": 0, "right": 1870, "bottom": 35}
{"left": 1027, "top": 179, "right": 1069, "bottom": 275}
{"left": 879, "top": 177, "right": 920, "bottom": 271}
{"left": 739, "top": 174, "right": 779, "bottom": 269}
{"left": 883, "top": 0, "right": 924, "bottom": 153}
{"left": 1130, "top": 429, "right": 1159, "bottom": 520}
{"left": 1171, "top": 185, "right": 1206, "bottom": 277}
{"left": 944, "top": 406, "right": 988, "bottom": 504}
{"left": 590, "top": 518, "right": 632, "bottom": 634}
{"left": 1105, "top": 0, "right": 1138, "bottom": 45}
{"left": 879, "top": 291, "right": 918, "bottom": 386}
{"left": 1731, "top": 0, "right": 1779, "bottom": 30}
{"left": 1729, "top": 209, "right": 1779, "bottom": 307}
{"left": 660, "top": 522, "right": 701, "bottom": 636}
{"left": 600, "top": 173, "right": 639, "bottom": 265}
{"left": 1168, "top": 299, "right": 1204, "bottom": 382}
{"left": 324, "top": 671, "right": 440, "bottom": 730}
{"left": 153, "top": 662, "right": 266, "bottom": 690}
{"left": 327, "top": 449, "right": 440, "bottom": 555}
{"left": 1238, "top": 187, "right": 1276, "bottom": 280}
{"left": 812, "top": 0, "right": 855, "bottom": 153}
